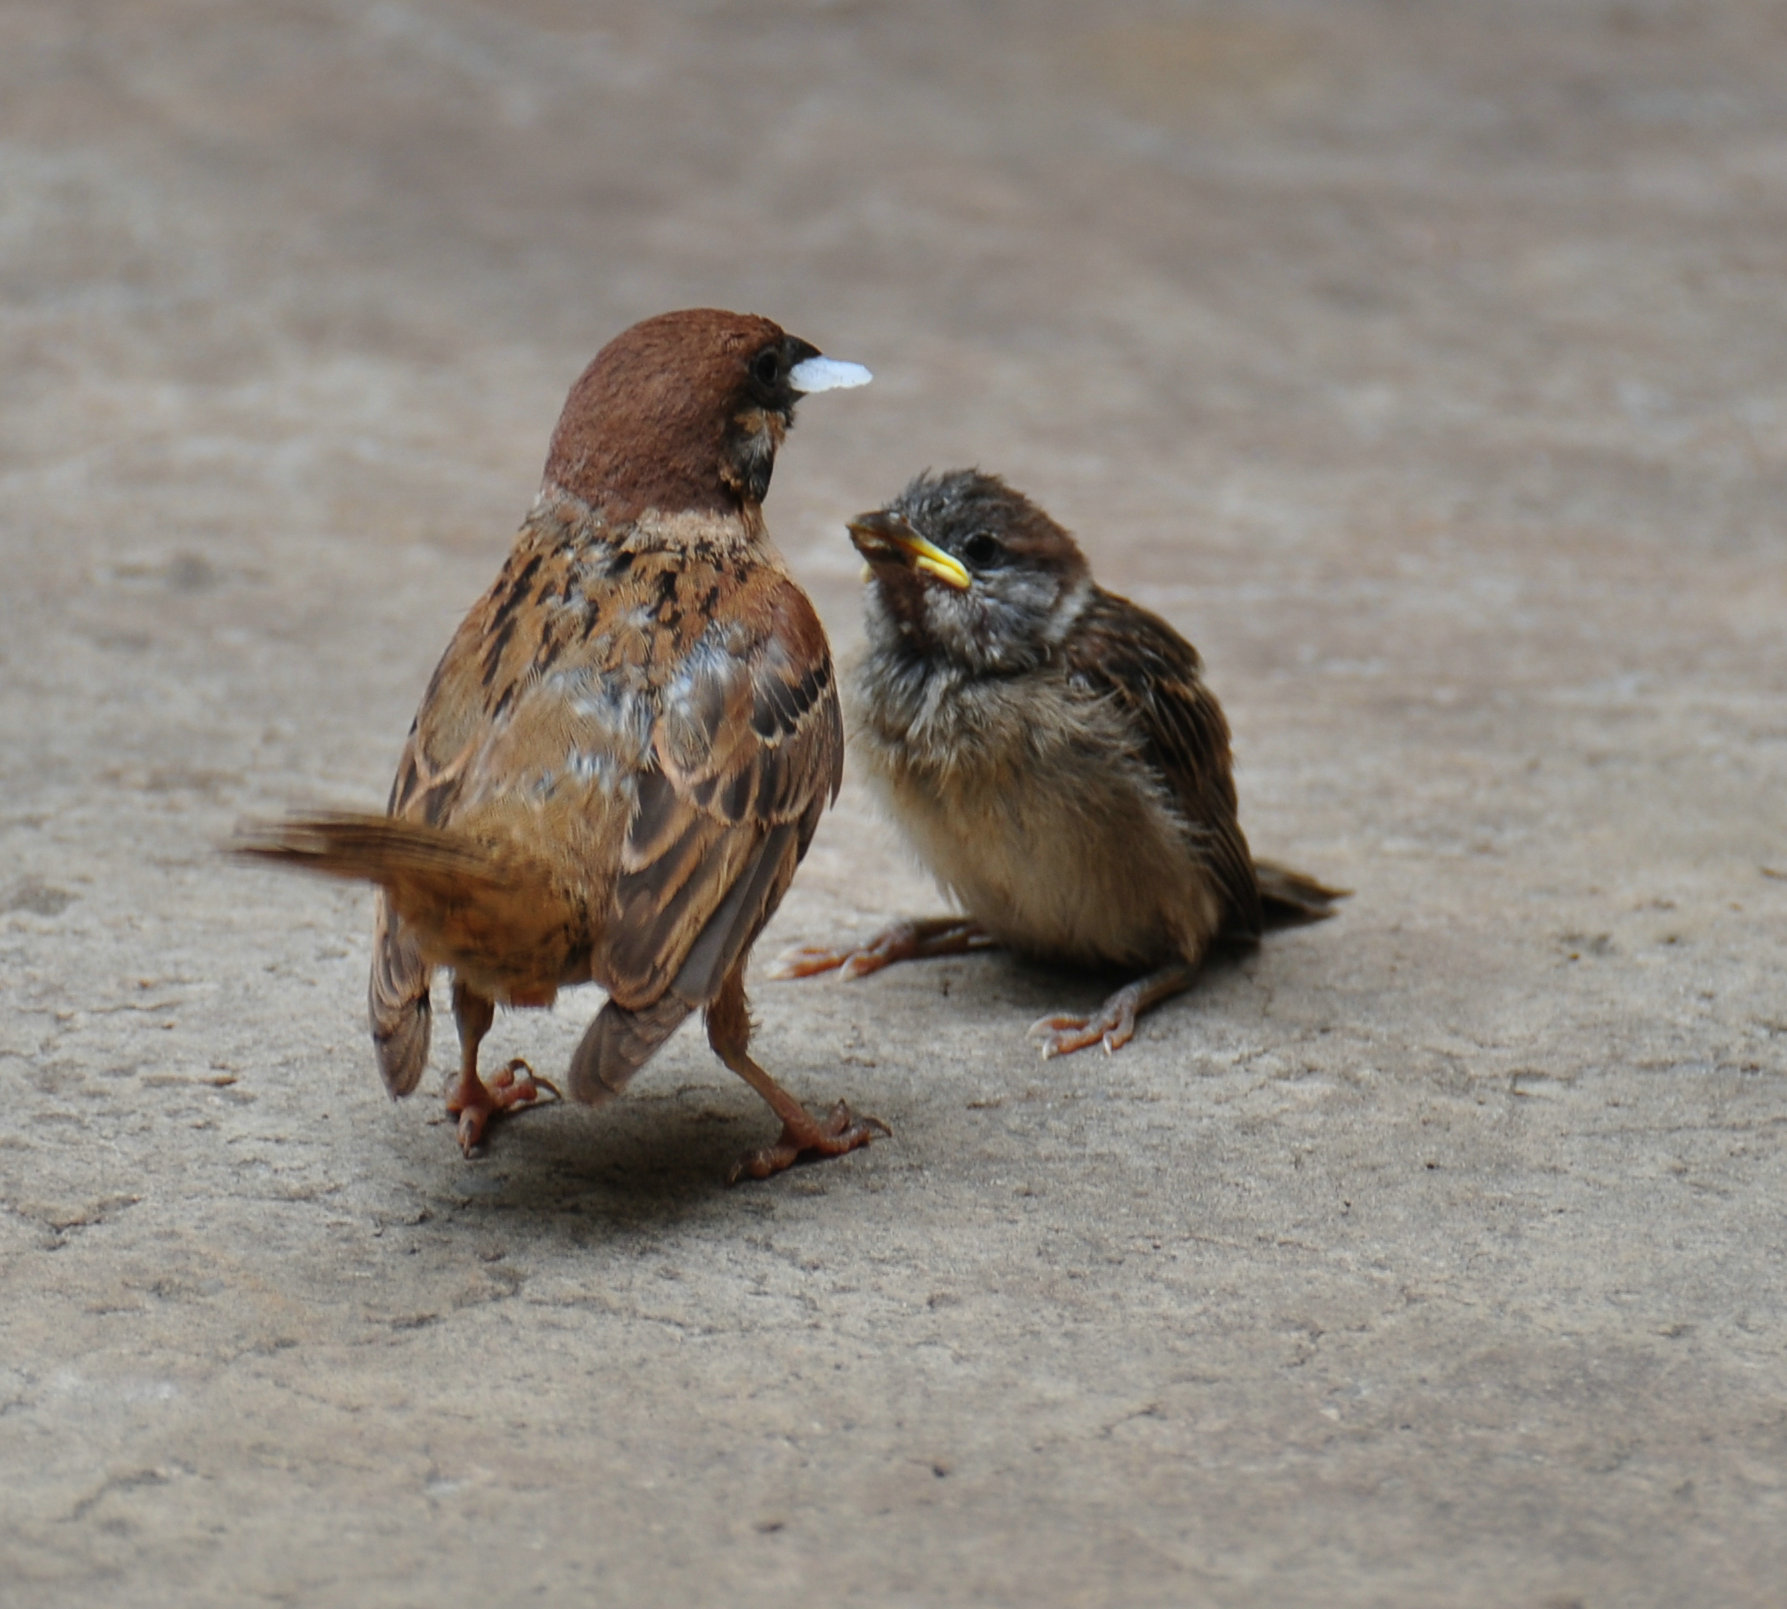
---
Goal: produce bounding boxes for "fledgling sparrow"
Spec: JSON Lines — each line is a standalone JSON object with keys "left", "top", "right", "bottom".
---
{"left": 239, "top": 308, "right": 882, "bottom": 1181}
{"left": 774, "top": 468, "right": 1343, "bottom": 1057}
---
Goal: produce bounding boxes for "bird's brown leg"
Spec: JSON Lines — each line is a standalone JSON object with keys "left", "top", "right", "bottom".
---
{"left": 707, "top": 964, "right": 888, "bottom": 1183}
{"left": 1027, "top": 961, "right": 1199, "bottom": 1060}
{"left": 446, "top": 980, "right": 559, "bottom": 1155}
{"left": 769, "top": 916, "right": 994, "bottom": 981}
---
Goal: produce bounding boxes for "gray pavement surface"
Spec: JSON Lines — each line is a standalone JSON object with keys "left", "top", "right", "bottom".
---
{"left": 3, "top": 2, "right": 1785, "bottom": 1604}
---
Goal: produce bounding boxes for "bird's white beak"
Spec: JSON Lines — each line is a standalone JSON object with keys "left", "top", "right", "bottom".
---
{"left": 789, "top": 355, "right": 872, "bottom": 394}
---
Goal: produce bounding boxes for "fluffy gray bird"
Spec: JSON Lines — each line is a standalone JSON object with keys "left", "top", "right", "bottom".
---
{"left": 775, "top": 468, "right": 1342, "bottom": 1056}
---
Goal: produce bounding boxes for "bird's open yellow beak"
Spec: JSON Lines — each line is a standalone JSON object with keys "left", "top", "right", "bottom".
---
{"left": 846, "top": 510, "right": 971, "bottom": 590}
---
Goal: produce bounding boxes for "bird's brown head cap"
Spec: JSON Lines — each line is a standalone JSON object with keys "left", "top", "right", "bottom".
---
{"left": 542, "top": 309, "right": 869, "bottom": 523}
{"left": 850, "top": 469, "right": 1091, "bottom": 674}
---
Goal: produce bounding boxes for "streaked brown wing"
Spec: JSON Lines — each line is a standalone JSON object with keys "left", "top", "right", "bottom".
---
{"left": 604, "top": 572, "right": 843, "bottom": 1008}
{"left": 1065, "top": 586, "right": 1263, "bottom": 937}
{"left": 370, "top": 890, "right": 432, "bottom": 1095}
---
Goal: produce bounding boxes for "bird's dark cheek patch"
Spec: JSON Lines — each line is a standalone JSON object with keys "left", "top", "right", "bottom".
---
{"left": 722, "top": 408, "right": 786, "bottom": 506}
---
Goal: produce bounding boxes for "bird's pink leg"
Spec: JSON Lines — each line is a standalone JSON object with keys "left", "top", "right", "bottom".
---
{"left": 770, "top": 916, "right": 993, "bottom": 981}
{"left": 1027, "top": 962, "right": 1199, "bottom": 1059}
{"left": 707, "top": 966, "right": 888, "bottom": 1182}
{"left": 447, "top": 983, "right": 560, "bottom": 1155}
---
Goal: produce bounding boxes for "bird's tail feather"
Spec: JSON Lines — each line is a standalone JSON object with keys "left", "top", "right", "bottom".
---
{"left": 234, "top": 812, "right": 524, "bottom": 899}
{"left": 233, "top": 812, "right": 575, "bottom": 971}
{"left": 1253, "top": 859, "right": 1349, "bottom": 927}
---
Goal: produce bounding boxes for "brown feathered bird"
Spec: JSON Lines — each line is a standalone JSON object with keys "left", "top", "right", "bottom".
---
{"left": 774, "top": 468, "right": 1343, "bottom": 1056}
{"left": 238, "top": 309, "right": 881, "bottom": 1181}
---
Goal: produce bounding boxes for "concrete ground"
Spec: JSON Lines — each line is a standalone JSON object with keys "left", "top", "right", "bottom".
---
{"left": 3, "top": 2, "right": 1785, "bottom": 1603}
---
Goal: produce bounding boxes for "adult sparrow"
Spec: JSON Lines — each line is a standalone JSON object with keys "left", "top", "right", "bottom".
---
{"left": 239, "top": 308, "right": 882, "bottom": 1181}
{"left": 774, "top": 468, "right": 1343, "bottom": 1057}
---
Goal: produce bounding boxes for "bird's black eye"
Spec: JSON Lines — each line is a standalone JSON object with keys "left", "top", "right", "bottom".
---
{"left": 962, "top": 531, "right": 1002, "bottom": 568}
{"left": 750, "top": 348, "right": 782, "bottom": 389}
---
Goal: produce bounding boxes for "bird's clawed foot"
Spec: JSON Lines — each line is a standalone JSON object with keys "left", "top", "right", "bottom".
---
{"left": 727, "top": 1101, "right": 892, "bottom": 1185}
{"left": 1025, "top": 962, "right": 1198, "bottom": 1059}
{"left": 1027, "top": 996, "right": 1141, "bottom": 1059}
{"left": 448, "top": 1058, "right": 563, "bottom": 1155}
{"left": 770, "top": 917, "right": 992, "bottom": 981}
{"left": 767, "top": 940, "right": 876, "bottom": 980}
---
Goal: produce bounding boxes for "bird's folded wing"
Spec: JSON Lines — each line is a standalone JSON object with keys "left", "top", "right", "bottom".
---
{"left": 606, "top": 572, "right": 843, "bottom": 1008}
{"left": 1065, "top": 588, "right": 1263, "bottom": 936}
